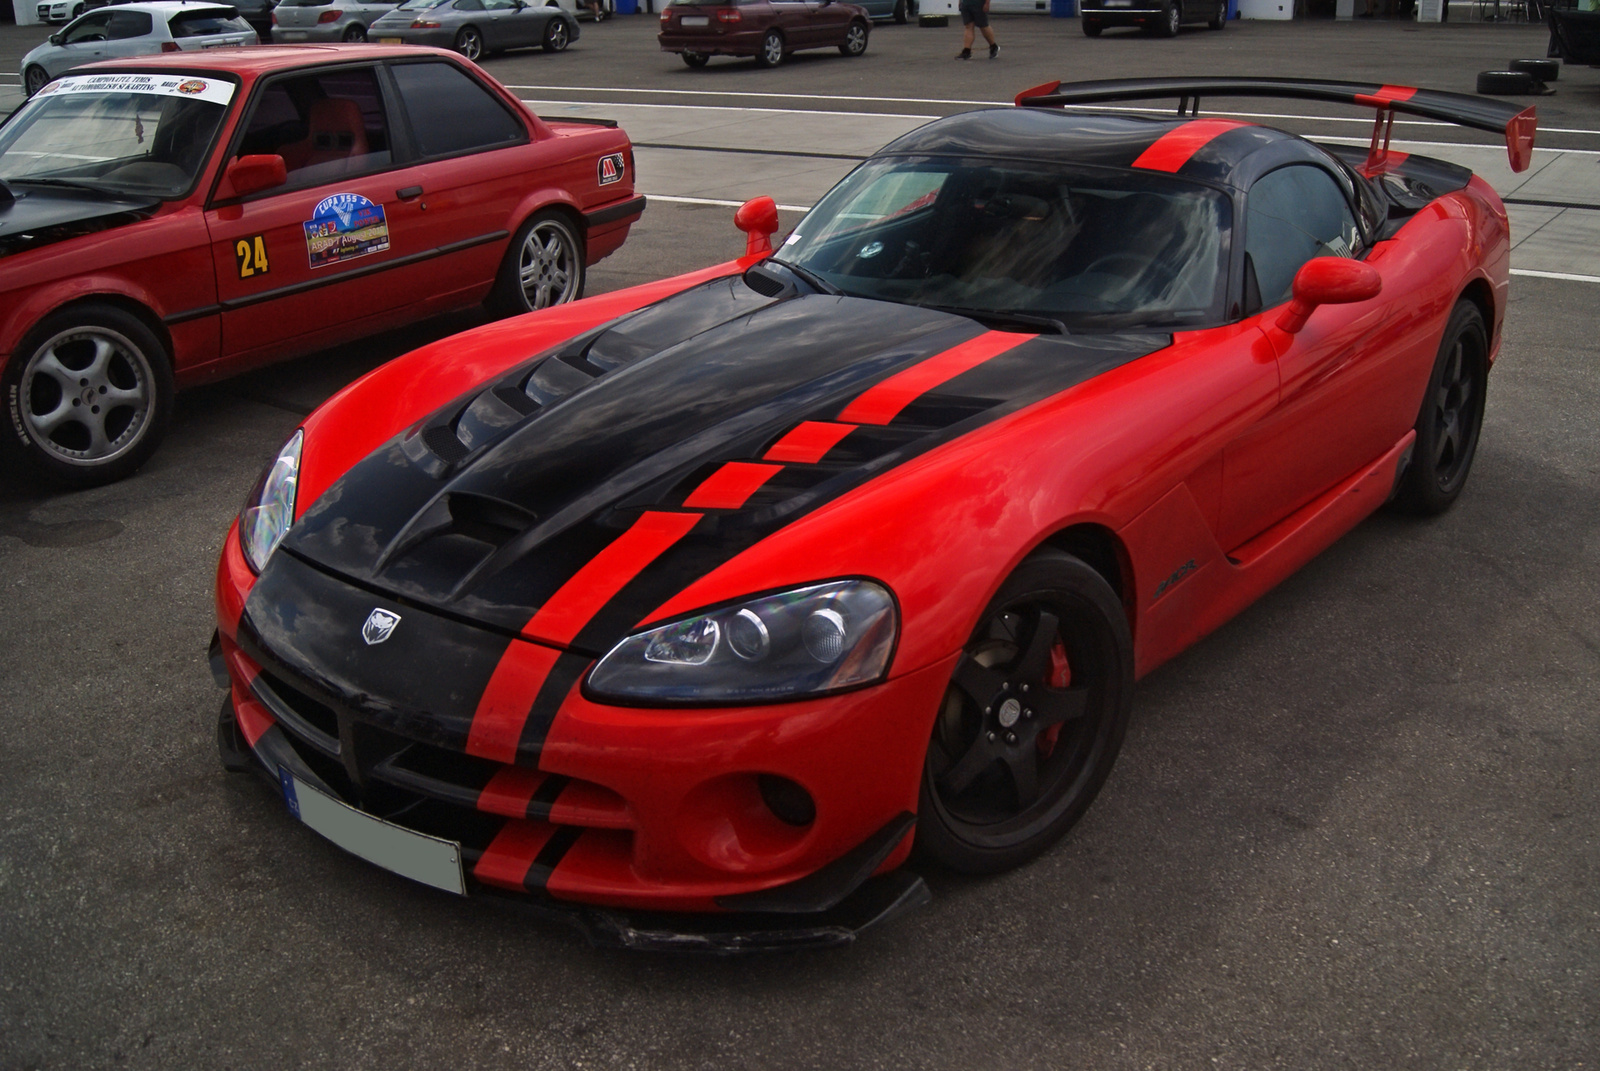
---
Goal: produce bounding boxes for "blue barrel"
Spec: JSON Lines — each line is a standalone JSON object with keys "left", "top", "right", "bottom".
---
{"left": 1050, "top": 0, "right": 1076, "bottom": 15}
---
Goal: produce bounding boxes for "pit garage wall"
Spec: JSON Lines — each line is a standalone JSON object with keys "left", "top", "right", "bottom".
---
{"left": 12, "top": 0, "right": 43, "bottom": 24}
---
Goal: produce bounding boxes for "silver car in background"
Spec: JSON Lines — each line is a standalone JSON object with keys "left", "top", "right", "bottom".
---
{"left": 21, "top": 2, "right": 257, "bottom": 97}
{"left": 269, "top": 0, "right": 399, "bottom": 42}
{"left": 370, "top": 0, "right": 578, "bottom": 59}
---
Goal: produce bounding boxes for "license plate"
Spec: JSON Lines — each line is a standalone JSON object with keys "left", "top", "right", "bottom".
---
{"left": 1105, "top": 2, "right": 1131, "bottom": 7}
{"left": 279, "top": 767, "right": 466, "bottom": 895}
{"left": 379, "top": 35, "right": 403, "bottom": 42}
{"left": 680, "top": 14, "right": 709, "bottom": 24}
{"left": 202, "top": 39, "right": 244, "bottom": 47}
{"left": 277, "top": 29, "right": 307, "bottom": 38}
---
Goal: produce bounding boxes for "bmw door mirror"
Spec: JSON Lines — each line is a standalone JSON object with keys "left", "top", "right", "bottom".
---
{"left": 218, "top": 153, "right": 288, "bottom": 200}
{"left": 1276, "top": 256, "right": 1382, "bottom": 334}
{"left": 734, "top": 195, "right": 780, "bottom": 257}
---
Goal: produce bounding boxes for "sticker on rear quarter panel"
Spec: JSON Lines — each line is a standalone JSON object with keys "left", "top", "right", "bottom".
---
{"left": 597, "top": 152, "right": 624, "bottom": 186}
{"left": 303, "top": 193, "right": 390, "bottom": 269}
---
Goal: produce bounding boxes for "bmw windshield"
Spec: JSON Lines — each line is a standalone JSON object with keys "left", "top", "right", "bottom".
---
{"left": 774, "top": 156, "right": 1233, "bottom": 331}
{"left": 0, "top": 73, "right": 234, "bottom": 199}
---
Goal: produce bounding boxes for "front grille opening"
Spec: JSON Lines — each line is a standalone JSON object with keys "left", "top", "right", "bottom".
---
{"left": 255, "top": 670, "right": 340, "bottom": 754}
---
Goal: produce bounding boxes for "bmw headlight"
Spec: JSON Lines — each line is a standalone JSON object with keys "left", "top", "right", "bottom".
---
{"left": 587, "top": 579, "right": 898, "bottom": 704}
{"left": 238, "top": 429, "right": 303, "bottom": 574}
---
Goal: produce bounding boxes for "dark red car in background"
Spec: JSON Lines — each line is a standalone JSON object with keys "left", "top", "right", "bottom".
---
{"left": 659, "top": 0, "right": 871, "bottom": 68}
{"left": 0, "top": 45, "right": 643, "bottom": 488}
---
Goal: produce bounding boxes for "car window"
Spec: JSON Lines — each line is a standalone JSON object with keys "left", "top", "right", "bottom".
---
{"left": 107, "top": 10, "right": 153, "bottom": 37}
{"left": 390, "top": 61, "right": 524, "bottom": 158}
{"left": 455, "top": 0, "right": 485, "bottom": 10}
{"left": 484, "top": 0, "right": 519, "bottom": 9}
{"left": 63, "top": 13, "right": 112, "bottom": 42}
{"left": 779, "top": 156, "right": 1232, "bottom": 331}
{"left": 234, "top": 67, "right": 393, "bottom": 190}
{"left": 1244, "top": 164, "right": 1361, "bottom": 311}
{"left": 396, "top": 0, "right": 449, "bottom": 9}
{"left": 168, "top": 9, "right": 253, "bottom": 35}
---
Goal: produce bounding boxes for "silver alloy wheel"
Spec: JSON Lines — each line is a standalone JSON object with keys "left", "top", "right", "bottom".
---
{"left": 1164, "top": 1, "right": 1180, "bottom": 33}
{"left": 16, "top": 324, "right": 154, "bottom": 467}
{"left": 342, "top": 21, "right": 366, "bottom": 39}
{"left": 544, "top": 17, "right": 569, "bottom": 50}
{"left": 843, "top": 22, "right": 867, "bottom": 54}
{"left": 455, "top": 26, "right": 483, "bottom": 59}
{"left": 24, "top": 66, "right": 48, "bottom": 97}
{"left": 759, "top": 29, "right": 783, "bottom": 66}
{"left": 517, "top": 219, "right": 580, "bottom": 309}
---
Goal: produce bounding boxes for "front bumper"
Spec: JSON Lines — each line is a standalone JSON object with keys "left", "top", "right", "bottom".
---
{"left": 214, "top": 525, "right": 946, "bottom": 946}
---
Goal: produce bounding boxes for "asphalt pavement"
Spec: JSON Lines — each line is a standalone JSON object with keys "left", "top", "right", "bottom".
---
{"left": 1, "top": 14, "right": 1598, "bottom": 1071}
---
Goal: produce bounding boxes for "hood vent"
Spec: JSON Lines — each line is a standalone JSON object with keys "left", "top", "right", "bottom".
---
{"left": 375, "top": 491, "right": 538, "bottom": 577}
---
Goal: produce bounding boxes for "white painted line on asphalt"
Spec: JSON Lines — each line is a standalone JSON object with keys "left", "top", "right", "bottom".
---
{"left": 507, "top": 84, "right": 1600, "bottom": 137}
{"left": 529, "top": 97, "right": 939, "bottom": 121}
{"left": 647, "top": 193, "right": 812, "bottom": 212}
{"left": 1511, "top": 268, "right": 1600, "bottom": 283}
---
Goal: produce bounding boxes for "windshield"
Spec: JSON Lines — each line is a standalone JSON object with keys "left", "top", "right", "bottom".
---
{"left": 776, "top": 156, "right": 1232, "bottom": 330}
{"left": 0, "top": 74, "right": 234, "bottom": 198}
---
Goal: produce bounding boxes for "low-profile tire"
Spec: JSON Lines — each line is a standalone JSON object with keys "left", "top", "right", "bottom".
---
{"left": 1157, "top": 0, "right": 1180, "bottom": 34}
{"left": 542, "top": 16, "right": 570, "bottom": 51}
{"left": 755, "top": 27, "right": 784, "bottom": 67}
{"left": 1208, "top": 8, "right": 1225, "bottom": 27}
{"left": 0, "top": 304, "right": 174, "bottom": 489}
{"left": 915, "top": 549, "right": 1133, "bottom": 875}
{"left": 487, "top": 210, "right": 585, "bottom": 316}
{"left": 1476, "top": 69, "right": 1541, "bottom": 94}
{"left": 453, "top": 25, "right": 484, "bottom": 59}
{"left": 681, "top": 49, "right": 710, "bottom": 67}
{"left": 341, "top": 21, "right": 367, "bottom": 40}
{"left": 893, "top": 0, "right": 908, "bottom": 22}
{"left": 1509, "top": 57, "right": 1558, "bottom": 81}
{"left": 24, "top": 65, "right": 50, "bottom": 98}
{"left": 838, "top": 19, "right": 868, "bottom": 54}
{"left": 1390, "top": 300, "right": 1488, "bottom": 516}
{"left": 1081, "top": 17, "right": 1101, "bottom": 33}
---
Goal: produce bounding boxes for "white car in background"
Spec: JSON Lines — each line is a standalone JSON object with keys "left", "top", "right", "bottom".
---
{"left": 22, "top": 3, "right": 257, "bottom": 98}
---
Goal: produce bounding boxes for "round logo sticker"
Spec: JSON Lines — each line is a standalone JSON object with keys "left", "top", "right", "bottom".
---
{"left": 177, "top": 80, "right": 208, "bottom": 95}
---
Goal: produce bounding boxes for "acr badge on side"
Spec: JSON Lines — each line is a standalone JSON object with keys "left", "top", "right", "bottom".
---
{"left": 303, "top": 192, "right": 391, "bottom": 269}
{"left": 278, "top": 766, "right": 466, "bottom": 895}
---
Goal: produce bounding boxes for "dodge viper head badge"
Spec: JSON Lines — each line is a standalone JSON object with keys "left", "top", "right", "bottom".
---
{"left": 361, "top": 608, "right": 401, "bottom": 645}
{"left": 1013, "top": 76, "right": 1538, "bottom": 174}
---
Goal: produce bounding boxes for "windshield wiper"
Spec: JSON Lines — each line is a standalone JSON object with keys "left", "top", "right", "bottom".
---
{"left": 9, "top": 176, "right": 110, "bottom": 193}
{"left": 913, "top": 303, "right": 1066, "bottom": 335}
{"left": 767, "top": 257, "right": 842, "bottom": 296}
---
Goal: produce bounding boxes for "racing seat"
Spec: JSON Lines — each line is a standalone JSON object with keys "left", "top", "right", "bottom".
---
{"left": 281, "top": 98, "right": 370, "bottom": 174}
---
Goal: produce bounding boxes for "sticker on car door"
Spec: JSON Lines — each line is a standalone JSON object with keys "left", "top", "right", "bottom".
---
{"left": 303, "top": 193, "right": 391, "bottom": 268}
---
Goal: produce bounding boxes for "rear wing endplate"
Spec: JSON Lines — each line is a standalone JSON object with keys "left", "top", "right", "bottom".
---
{"left": 1014, "top": 77, "right": 1537, "bottom": 173}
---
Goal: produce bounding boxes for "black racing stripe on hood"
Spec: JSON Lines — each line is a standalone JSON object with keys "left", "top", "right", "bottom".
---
{"left": 504, "top": 330, "right": 1167, "bottom": 755}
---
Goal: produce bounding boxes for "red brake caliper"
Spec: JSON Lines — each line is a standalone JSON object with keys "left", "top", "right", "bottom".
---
{"left": 1038, "top": 642, "right": 1071, "bottom": 757}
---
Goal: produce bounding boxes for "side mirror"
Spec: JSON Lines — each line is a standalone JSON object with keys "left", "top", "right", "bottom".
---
{"left": 734, "top": 195, "right": 779, "bottom": 258}
{"left": 49, "top": 31, "right": 64, "bottom": 44}
{"left": 217, "top": 153, "right": 287, "bottom": 200}
{"left": 1275, "top": 256, "right": 1381, "bottom": 334}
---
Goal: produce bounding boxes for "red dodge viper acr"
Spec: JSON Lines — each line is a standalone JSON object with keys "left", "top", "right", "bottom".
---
{"left": 211, "top": 78, "right": 1536, "bottom": 950}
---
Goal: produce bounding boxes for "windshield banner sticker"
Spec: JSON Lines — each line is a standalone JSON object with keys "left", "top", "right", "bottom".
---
{"left": 37, "top": 73, "right": 236, "bottom": 107}
{"left": 303, "top": 193, "right": 390, "bottom": 269}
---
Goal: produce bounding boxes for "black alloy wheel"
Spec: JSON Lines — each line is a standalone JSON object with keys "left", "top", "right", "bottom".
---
{"left": 24, "top": 65, "right": 49, "bottom": 97}
{"left": 681, "top": 49, "right": 710, "bottom": 66}
{"left": 542, "top": 16, "right": 570, "bottom": 51}
{"left": 341, "top": 21, "right": 367, "bottom": 39}
{"left": 839, "top": 19, "right": 868, "bottom": 55}
{"left": 1081, "top": 17, "right": 1102, "bottom": 33}
{"left": 916, "top": 550, "right": 1133, "bottom": 874}
{"left": 454, "top": 25, "right": 484, "bottom": 59}
{"left": 756, "top": 28, "right": 785, "bottom": 67}
{"left": 1391, "top": 300, "right": 1488, "bottom": 515}
{"left": 0, "top": 303, "right": 174, "bottom": 488}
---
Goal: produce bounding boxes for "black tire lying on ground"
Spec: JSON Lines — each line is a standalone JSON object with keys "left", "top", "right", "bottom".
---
{"left": 1476, "top": 69, "right": 1544, "bottom": 94}
{"left": 1509, "top": 57, "right": 1559, "bottom": 81}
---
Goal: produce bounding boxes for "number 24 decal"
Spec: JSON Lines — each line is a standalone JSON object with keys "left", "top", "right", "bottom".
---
{"left": 235, "top": 235, "right": 270, "bottom": 279}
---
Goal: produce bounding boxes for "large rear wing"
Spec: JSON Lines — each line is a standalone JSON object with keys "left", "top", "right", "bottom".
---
{"left": 1014, "top": 77, "right": 1537, "bottom": 173}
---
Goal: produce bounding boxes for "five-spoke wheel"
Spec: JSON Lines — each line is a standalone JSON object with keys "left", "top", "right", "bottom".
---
{"left": 0, "top": 305, "right": 174, "bottom": 488}
{"left": 543, "top": 16, "right": 570, "bottom": 51}
{"left": 917, "top": 550, "right": 1133, "bottom": 874}
{"left": 454, "top": 25, "right": 483, "bottom": 60}
{"left": 1391, "top": 300, "right": 1488, "bottom": 515}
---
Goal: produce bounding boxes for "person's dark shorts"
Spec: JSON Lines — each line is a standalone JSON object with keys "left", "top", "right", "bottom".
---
{"left": 959, "top": 0, "right": 988, "bottom": 26}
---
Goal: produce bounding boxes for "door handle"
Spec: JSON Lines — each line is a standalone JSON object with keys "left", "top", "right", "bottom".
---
{"left": 396, "top": 186, "right": 424, "bottom": 200}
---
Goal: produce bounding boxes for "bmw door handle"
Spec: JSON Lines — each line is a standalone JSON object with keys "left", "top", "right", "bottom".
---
{"left": 396, "top": 186, "right": 424, "bottom": 200}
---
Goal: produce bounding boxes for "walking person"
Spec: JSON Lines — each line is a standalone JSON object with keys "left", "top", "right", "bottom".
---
{"left": 956, "top": 0, "right": 998, "bottom": 58}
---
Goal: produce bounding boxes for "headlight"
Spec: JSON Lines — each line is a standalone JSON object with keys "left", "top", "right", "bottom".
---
{"left": 587, "top": 579, "right": 897, "bottom": 704}
{"left": 238, "top": 429, "right": 303, "bottom": 574}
